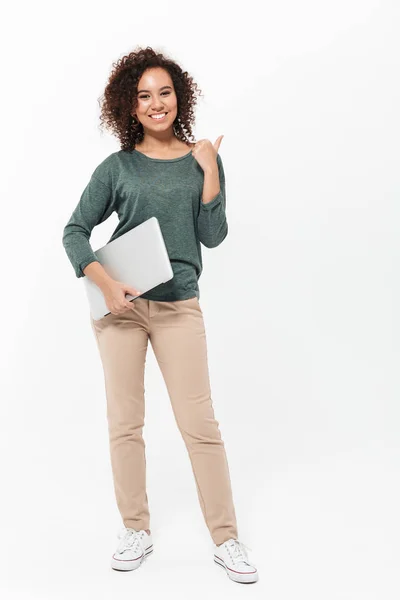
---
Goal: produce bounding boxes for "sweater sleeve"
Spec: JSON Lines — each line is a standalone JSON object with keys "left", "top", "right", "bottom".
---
{"left": 197, "top": 153, "right": 228, "bottom": 248}
{"left": 62, "top": 157, "right": 117, "bottom": 278}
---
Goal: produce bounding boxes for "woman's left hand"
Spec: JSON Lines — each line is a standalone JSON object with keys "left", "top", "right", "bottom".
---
{"left": 191, "top": 135, "right": 224, "bottom": 171}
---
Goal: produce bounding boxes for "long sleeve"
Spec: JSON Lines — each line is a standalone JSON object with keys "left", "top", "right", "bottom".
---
{"left": 196, "top": 153, "right": 228, "bottom": 248}
{"left": 62, "top": 159, "right": 117, "bottom": 278}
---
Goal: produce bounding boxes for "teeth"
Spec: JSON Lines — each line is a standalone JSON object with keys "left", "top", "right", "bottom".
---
{"left": 150, "top": 113, "right": 166, "bottom": 119}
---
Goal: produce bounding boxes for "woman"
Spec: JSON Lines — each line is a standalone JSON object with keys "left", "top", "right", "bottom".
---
{"left": 62, "top": 46, "right": 258, "bottom": 584}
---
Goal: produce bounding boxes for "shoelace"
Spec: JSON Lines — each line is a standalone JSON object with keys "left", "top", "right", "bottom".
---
{"left": 224, "top": 538, "right": 253, "bottom": 565}
{"left": 116, "top": 527, "right": 144, "bottom": 554}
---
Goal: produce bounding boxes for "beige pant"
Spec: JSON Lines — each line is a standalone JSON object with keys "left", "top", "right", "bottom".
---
{"left": 90, "top": 296, "right": 238, "bottom": 546}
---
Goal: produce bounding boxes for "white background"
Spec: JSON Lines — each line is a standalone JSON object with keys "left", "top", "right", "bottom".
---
{"left": 0, "top": 0, "right": 398, "bottom": 598}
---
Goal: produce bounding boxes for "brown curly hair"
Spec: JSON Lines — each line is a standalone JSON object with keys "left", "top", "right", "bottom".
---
{"left": 98, "top": 46, "right": 203, "bottom": 152}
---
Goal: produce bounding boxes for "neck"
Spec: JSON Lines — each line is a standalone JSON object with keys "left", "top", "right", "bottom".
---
{"left": 140, "top": 129, "right": 177, "bottom": 151}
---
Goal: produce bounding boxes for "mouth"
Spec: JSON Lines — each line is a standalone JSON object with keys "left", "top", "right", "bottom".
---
{"left": 149, "top": 112, "right": 168, "bottom": 121}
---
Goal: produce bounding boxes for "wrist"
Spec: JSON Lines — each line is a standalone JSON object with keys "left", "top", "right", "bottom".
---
{"left": 99, "top": 276, "right": 115, "bottom": 291}
{"left": 204, "top": 164, "right": 218, "bottom": 176}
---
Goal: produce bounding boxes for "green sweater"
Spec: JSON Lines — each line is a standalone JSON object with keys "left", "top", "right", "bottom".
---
{"left": 62, "top": 148, "right": 227, "bottom": 301}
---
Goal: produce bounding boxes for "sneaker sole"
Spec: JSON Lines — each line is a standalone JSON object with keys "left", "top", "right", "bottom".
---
{"left": 111, "top": 545, "right": 154, "bottom": 571}
{"left": 214, "top": 555, "right": 259, "bottom": 583}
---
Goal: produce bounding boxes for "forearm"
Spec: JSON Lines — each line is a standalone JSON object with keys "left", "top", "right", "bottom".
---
{"left": 201, "top": 164, "right": 220, "bottom": 204}
{"left": 83, "top": 261, "right": 115, "bottom": 291}
{"left": 197, "top": 157, "right": 228, "bottom": 248}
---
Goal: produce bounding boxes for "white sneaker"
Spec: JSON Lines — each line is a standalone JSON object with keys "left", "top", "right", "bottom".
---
{"left": 111, "top": 527, "right": 153, "bottom": 571}
{"left": 214, "top": 538, "right": 259, "bottom": 583}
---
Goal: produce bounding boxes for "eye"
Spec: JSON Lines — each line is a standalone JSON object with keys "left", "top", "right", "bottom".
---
{"left": 139, "top": 91, "right": 171, "bottom": 99}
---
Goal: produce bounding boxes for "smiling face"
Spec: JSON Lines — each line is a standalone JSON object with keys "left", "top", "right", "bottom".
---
{"left": 132, "top": 67, "right": 178, "bottom": 135}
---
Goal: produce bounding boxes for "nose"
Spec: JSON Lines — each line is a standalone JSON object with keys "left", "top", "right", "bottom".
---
{"left": 151, "top": 101, "right": 165, "bottom": 112}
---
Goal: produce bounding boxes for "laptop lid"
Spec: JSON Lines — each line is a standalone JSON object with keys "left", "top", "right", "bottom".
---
{"left": 83, "top": 217, "right": 173, "bottom": 320}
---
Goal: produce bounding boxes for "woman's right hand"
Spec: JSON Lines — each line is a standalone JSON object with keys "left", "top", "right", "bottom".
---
{"left": 101, "top": 280, "right": 143, "bottom": 315}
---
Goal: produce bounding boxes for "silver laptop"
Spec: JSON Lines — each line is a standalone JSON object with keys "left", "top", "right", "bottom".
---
{"left": 83, "top": 217, "right": 174, "bottom": 320}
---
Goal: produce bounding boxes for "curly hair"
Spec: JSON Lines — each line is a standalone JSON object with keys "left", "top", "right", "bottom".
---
{"left": 98, "top": 46, "right": 203, "bottom": 152}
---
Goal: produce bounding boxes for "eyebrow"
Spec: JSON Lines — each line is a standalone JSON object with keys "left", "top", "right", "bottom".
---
{"left": 137, "top": 85, "right": 173, "bottom": 93}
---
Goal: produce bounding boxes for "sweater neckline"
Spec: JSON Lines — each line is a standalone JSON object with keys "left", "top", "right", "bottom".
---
{"left": 133, "top": 148, "right": 193, "bottom": 163}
